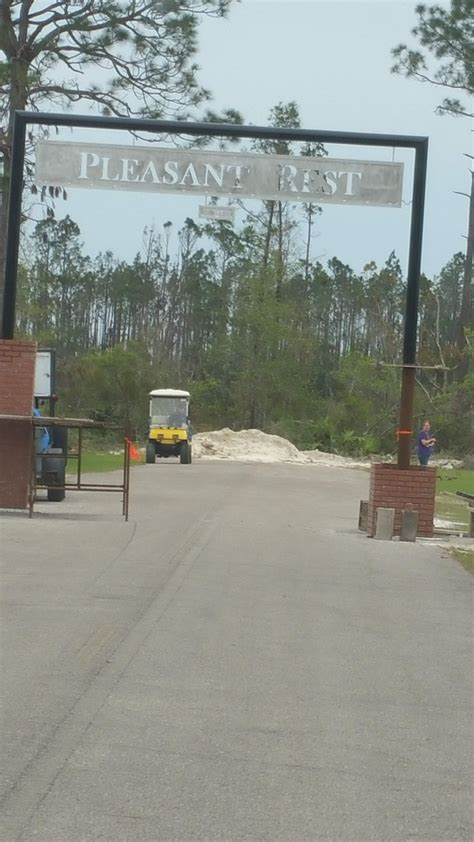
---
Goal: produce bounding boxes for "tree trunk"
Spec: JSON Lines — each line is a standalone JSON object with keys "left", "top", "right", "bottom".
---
{"left": 262, "top": 202, "right": 274, "bottom": 267}
{"left": 434, "top": 295, "right": 448, "bottom": 392}
{"left": 457, "top": 170, "right": 473, "bottom": 370}
{"left": 1, "top": 46, "right": 30, "bottom": 321}
{"left": 304, "top": 205, "right": 313, "bottom": 284}
{"left": 276, "top": 201, "right": 283, "bottom": 301}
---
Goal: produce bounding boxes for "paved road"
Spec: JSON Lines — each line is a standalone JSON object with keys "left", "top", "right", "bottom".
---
{"left": 1, "top": 461, "right": 472, "bottom": 841}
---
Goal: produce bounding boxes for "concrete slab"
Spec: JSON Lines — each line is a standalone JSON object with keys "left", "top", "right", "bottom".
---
{"left": 1, "top": 462, "right": 472, "bottom": 841}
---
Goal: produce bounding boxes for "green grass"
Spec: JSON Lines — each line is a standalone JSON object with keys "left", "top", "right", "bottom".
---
{"left": 451, "top": 548, "right": 474, "bottom": 575}
{"left": 435, "top": 494, "right": 470, "bottom": 529}
{"left": 436, "top": 468, "right": 474, "bottom": 495}
{"left": 435, "top": 469, "right": 473, "bottom": 531}
{"left": 67, "top": 449, "right": 144, "bottom": 474}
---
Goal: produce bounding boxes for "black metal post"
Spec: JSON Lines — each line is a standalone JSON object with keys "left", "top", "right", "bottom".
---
{"left": 398, "top": 139, "right": 428, "bottom": 469}
{"left": 123, "top": 437, "right": 131, "bottom": 521}
{"left": 77, "top": 427, "right": 82, "bottom": 489}
{"left": 2, "top": 112, "right": 26, "bottom": 339}
{"left": 4, "top": 110, "right": 432, "bottom": 146}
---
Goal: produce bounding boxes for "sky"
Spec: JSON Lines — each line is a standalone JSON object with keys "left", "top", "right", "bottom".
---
{"left": 32, "top": 0, "right": 472, "bottom": 279}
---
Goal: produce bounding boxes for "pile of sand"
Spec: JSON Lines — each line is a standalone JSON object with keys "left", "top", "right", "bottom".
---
{"left": 431, "top": 458, "right": 464, "bottom": 469}
{"left": 193, "top": 428, "right": 304, "bottom": 463}
{"left": 192, "top": 428, "right": 369, "bottom": 468}
{"left": 192, "top": 428, "right": 464, "bottom": 470}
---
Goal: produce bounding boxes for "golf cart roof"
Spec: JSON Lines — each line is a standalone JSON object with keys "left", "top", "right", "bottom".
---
{"left": 149, "top": 389, "right": 190, "bottom": 398}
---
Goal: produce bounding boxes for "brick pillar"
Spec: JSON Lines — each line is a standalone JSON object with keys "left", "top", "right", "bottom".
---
{"left": 0, "top": 340, "right": 37, "bottom": 509}
{"left": 368, "top": 462, "right": 436, "bottom": 538}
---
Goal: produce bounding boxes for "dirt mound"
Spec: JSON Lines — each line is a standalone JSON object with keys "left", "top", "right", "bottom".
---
{"left": 192, "top": 429, "right": 463, "bottom": 470}
{"left": 192, "top": 428, "right": 369, "bottom": 468}
{"left": 193, "top": 428, "right": 305, "bottom": 463}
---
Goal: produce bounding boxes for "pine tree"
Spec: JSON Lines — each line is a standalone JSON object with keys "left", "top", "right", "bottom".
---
{"left": 0, "top": 0, "right": 238, "bottom": 315}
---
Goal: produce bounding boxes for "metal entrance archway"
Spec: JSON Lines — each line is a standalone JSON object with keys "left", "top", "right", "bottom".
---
{"left": 1, "top": 111, "right": 428, "bottom": 468}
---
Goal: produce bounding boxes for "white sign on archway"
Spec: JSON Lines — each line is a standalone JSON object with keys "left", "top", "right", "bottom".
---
{"left": 35, "top": 140, "right": 403, "bottom": 208}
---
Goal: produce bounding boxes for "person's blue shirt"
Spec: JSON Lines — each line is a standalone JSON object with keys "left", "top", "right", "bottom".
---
{"left": 417, "top": 430, "right": 433, "bottom": 456}
{"left": 33, "top": 408, "right": 50, "bottom": 452}
{"left": 417, "top": 426, "right": 435, "bottom": 466}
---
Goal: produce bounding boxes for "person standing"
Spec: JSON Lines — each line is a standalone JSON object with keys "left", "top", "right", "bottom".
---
{"left": 417, "top": 419, "right": 436, "bottom": 466}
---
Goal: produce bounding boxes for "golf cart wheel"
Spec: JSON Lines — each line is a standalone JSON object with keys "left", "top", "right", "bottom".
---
{"left": 43, "top": 456, "right": 66, "bottom": 502}
{"left": 180, "top": 441, "right": 191, "bottom": 464}
{"left": 146, "top": 442, "right": 156, "bottom": 464}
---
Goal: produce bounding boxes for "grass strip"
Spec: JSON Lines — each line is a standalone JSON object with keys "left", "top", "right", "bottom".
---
{"left": 451, "top": 548, "right": 474, "bottom": 575}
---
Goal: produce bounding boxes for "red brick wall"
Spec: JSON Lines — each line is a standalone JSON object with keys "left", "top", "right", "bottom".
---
{"left": 368, "top": 462, "right": 437, "bottom": 538}
{"left": 0, "top": 340, "right": 37, "bottom": 509}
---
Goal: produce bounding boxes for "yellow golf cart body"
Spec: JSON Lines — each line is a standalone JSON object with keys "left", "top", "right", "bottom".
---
{"left": 146, "top": 389, "right": 192, "bottom": 464}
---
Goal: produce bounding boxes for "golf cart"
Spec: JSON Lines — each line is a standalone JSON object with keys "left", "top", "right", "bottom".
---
{"left": 146, "top": 389, "right": 192, "bottom": 465}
